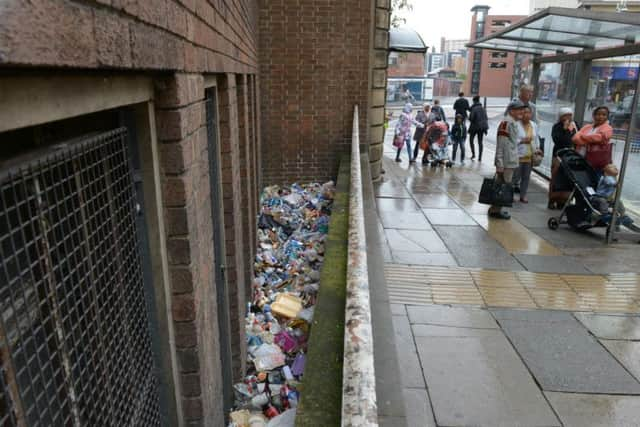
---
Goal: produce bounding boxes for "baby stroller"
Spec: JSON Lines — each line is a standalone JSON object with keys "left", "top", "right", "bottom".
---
{"left": 547, "top": 148, "right": 640, "bottom": 233}
{"left": 426, "top": 121, "right": 453, "bottom": 168}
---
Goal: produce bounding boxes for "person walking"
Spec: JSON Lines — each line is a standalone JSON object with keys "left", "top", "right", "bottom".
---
{"left": 572, "top": 106, "right": 613, "bottom": 176}
{"left": 431, "top": 99, "right": 447, "bottom": 123}
{"left": 516, "top": 106, "right": 542, "bottom": 203}
{"left": 468, "top": 95, "right": 488, "bottom": 161}
{"left": 453, "top": 92, "right": 471, "bottom": 122}
{"left": 451, "top": 114, "right": 467, "bottom": 165}
{"left": 412, "top": 103, "right": 431, "bottom": 161}
{"left": 394, "top": 103, "right": 424, "bottom": 163}
{"left": 548, "top": 108, "right": 578, "bottom": 209}
{"left": 489, "top": 100, "right": 524, "bottom": 219}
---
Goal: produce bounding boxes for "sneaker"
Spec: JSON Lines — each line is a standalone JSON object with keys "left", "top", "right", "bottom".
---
{"left": 409, "top": 159, "right": 416, "bottom": 164}
{"left": 520, "top": 197, "right": 528, "bottom": 203}
{"left": 460, "top": 160, "right": 465, "bottom": 165}
{"left": 395, "top": 158, "right": 402, "bottom": 162}
{"left": 470, "top": 156, "right": 476, "bottom": 160}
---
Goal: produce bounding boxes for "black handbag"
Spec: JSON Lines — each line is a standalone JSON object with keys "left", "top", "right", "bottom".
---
{"left": 479, "top": 175, "right": 513, "bottom": 207}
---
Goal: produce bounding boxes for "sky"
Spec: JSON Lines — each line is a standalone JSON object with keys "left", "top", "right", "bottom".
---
{"left": 396, "top": 0, "right": 530, "bottom": 52}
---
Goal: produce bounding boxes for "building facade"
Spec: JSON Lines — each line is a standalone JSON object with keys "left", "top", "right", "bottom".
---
{"left": 0, "top": 0, "right": 389, "bottom": 425}
{"left": 530, "top": 0, "right": 579, "bottom": 13}
{"left": 428, "top": 53, "right": 445, "bottom": 73}
{"left": 464, "top": 5, "right": 526, "bottom": 97}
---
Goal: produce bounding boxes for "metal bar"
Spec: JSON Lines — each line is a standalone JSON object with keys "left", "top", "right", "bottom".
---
{"left": 341, "top": 105, "right": 378, "bottom": 427}
{"left": 534, "top": 43, "right": 640, "bottom": 64}
{"left": 574, "top": 59, "right": 592, "bottom": 127}
{"left": 607, "top": 68, "right": 640, "bottom": 244}
{"left": 531, "top": 61, "right": 542, "bottom": 103}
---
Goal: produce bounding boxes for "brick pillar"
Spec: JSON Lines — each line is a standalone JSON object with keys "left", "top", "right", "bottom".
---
{"left": 369, "top": 0, "right": 391, "bottom": 180}
{"left": 247, "top": 75, "right": 259, "bottom": 298}
{"left": 237, "top": 75, "right": 256, "bottom": 304}
{"left": 155, "top": 73, "right": 226, "bottom": 425}
{"left": 217, "top": 73, "right": 248, "bottom": 380}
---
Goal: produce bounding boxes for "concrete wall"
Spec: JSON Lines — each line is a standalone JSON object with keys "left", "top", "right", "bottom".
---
{"left": 0, "top": 1, "right": 261, "bottom": 425}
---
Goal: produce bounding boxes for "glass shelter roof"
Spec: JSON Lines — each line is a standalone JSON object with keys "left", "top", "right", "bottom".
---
{"left": 467, "top": 7, "right": 640, "bottom": 56}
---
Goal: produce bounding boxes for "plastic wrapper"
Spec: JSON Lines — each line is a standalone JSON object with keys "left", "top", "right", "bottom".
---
{"left": 229, "top": 182, "right": 334, "bottom": 425}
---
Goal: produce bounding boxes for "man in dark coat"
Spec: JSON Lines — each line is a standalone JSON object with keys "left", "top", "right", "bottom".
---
{"left": 453, "top": 92, "right": 471, "bottom": 121}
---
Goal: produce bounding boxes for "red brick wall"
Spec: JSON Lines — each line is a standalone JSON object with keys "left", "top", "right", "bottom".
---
{"left": 387, "top": 52, "right": 425, "bottom": 77}
{"left": 464, "top": 13, "right": 524, "bottom": 97}
{"left": 1, "top": 2, "right": 261, "bottom": 426}
{"left": 258, "top": 0, "right": 373, "bottom": 184}
{"left": 0, "top": 0, "right": 257, "bottom": 73}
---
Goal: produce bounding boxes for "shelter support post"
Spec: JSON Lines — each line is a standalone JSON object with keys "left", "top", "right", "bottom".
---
{"left": 573, "top": 59, "right": 592, "bottom": 127}
{"left": 531, "top": 61, "right": 541, "bottom": 102}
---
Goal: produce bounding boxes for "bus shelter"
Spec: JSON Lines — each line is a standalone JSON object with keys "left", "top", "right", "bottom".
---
{"left": 467, "top": 7, "right": 640, "bottom": 243}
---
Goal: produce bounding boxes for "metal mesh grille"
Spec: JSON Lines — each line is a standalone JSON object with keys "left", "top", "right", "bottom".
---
{"left": 0, "top": 129, "right": 160, "bottom": 426}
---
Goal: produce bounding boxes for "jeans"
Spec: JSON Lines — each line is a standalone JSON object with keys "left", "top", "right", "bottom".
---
{"left": 452, "top": 140, "right": 465, "bottom": 161}
{"left": 489, "top": 168, "right": 514, "bottom": 214}
{"left": 518, "top": 162, "right": 532, "bottom": 198}
{"left": 396, "top": 137, "right": 412, "bottom": 160}
{"left": 469, "top": 131, "right": 483, "bottom": 160}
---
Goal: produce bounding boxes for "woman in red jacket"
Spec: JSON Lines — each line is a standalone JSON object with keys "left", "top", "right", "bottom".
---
{"left": 572, "top": 106, "right": 614, "bottom": 175}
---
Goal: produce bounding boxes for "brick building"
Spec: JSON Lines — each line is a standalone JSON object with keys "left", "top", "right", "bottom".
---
{"left": 0, "top": 0, "right": 390, "bottom": 426}
{"left": 464, "top": 5, "right": 526, "bottom": 97}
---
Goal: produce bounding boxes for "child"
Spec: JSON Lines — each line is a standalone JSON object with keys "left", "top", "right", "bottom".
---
{"left": 590, "top": 163, "right": 619, "bottom": 215}
{"left": 451, "top": 114, "right": 467, "bottom": 164}
{"left": 394, "top": 103, "right": 424, "bottom": 163}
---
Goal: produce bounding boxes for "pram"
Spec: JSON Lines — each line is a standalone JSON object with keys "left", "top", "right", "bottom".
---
{"left": 547, "top": 148, "right": 640, "bottom": 233}
{"left": 425, "top": 122, "right": 453, "bottom": 168}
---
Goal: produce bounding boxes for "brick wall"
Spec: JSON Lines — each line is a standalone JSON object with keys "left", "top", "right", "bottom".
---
{"left": 258, "top": 0, "right": 374, "bottom": 184}
{"left": 0, "top": 0, "right": 258, "bottom": 73}
{"left": 1, "top": 2, "right": 261, "bottom": 426}
{"left": 387, "top": 52, "right": 425, "bottom": 77}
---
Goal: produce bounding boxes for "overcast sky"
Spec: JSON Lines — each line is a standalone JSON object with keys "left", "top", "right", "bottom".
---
{"left": 396, "top": 0, "right": 530, "bottom": 52}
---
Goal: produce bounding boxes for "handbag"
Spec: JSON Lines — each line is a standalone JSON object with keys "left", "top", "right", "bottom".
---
{"left": 393, "top": 133, "right": 405, "bottom": 148}
{"left": 586, "top": 143, "right": 612, "bottom": 170}
{"left": 478, "top": 175, "right": 513, "bottom": 207}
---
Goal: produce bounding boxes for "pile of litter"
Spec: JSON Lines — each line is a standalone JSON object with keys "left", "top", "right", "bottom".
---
{"left": 228, "top": 182, "right": 335, "bottom": 427}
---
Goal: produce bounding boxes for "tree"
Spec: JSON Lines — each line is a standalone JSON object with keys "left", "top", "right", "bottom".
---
{"left": 390, "top": 0, "right": 413, "bottom": 28}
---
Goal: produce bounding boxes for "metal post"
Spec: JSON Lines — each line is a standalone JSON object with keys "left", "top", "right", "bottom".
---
{"left": 483, "top": 96, "right": 487, "bottom": 109}
{"left": 531, "top": 60, "right": 542, "bottom": 103}
{"left": 573, "top": 59, "right": 592, "bottom": 127}
{"left": 606, "top": 72, "right": 640, "bottom": 244}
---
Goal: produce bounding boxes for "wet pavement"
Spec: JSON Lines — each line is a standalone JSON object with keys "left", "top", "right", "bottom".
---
{"left": 371, "top": 126, "right": 640, "bottom": 426}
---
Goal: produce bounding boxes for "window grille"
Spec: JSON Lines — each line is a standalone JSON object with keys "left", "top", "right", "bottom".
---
{"left": 0, "top": 128, "right": 160, "bottom": 426}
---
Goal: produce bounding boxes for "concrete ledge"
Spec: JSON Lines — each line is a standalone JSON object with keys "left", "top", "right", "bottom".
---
{"left": 296, "top": 155, "right": 350, "bottom": 427}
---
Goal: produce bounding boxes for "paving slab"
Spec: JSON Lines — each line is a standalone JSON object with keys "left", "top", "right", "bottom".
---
{"left": 390, "top": 304, "right": 407, "bottom": 316}
{"left": 379, "top": 210, "right": 432, "bottom": 230}
{"left": 415, "top": 329, "right": 560, "bottom": 427}
{"left": 601, "top": 340, "right": 640, "bottom": 381}
{"left": 434, "top": 226, "right": 523, "bottom": 270}
{"left": 392, "top": 315, "right": 426, "bottom": 389}
{"left": 574, "top": 313, "right": 640, "bottom": 340}
{"left": 513, "top": 254, "right": 591, "bottom": 274}
{"left": 473, "top": 215, "right": 562, "bottom": 256}
{"left": 545, "top": 392, "right": 640, "bottom": 427}
{"left": 412, "top": 193, "right": 460, "bottom": 209}
{"left": 412, "top": 324, "right": 500, "bottom": 337}
{"left": 407, "top": 305, "right": 498, "bottom": 328}
{"left": 376, "top": 197, "right": 421, "bottom": 213}
{"left": 563, "top": 247, "right": 640, "bottom": 274}
{"left": 391, "top": 251, "right": 457, "bottom": 266}
{"left": 422, "top": 208, "right": 476, "bottom": 226}
{"left": 384, "top": 229, "right": 449, "bottom": 253}
{"left": 491, "top": 308, "right": 640, "bottom": 394}
{"left": 375, "top": 180, "right": 412, "bottom": 198}
{"left": 529, "top": 226, "right": 605, "bottom": 249}
{"left": 403, "top": 388, "right": 436, "bottom": 427}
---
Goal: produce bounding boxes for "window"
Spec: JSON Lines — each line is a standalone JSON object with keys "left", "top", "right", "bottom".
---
{"left": 389, "top": 52, "right": 399, "bottom": 66}
{"left": 490, "top": 62, "right": 507, "bottom": 69}
{"left": 491, "top": 52, "right": 508, "bottom": 58}
{"left": 492, "top": 20, "right": 511, "bottom": 27}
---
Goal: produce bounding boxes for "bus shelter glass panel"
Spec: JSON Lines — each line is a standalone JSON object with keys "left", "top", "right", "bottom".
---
{"left": 386, "top": 78, "right": 433, "bottom": 104}
{"left": 534, "top": 61, "right": 580, "bottom": 177}
{"left": 583, "top": 55, "right": 640, "bottom": 219}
